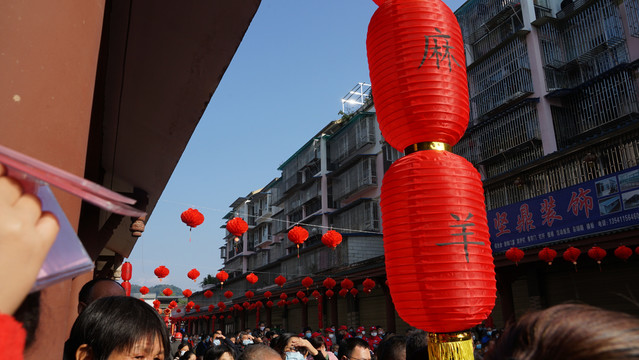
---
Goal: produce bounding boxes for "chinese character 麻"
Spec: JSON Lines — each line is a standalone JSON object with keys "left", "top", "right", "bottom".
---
{"left": 419, "top": 28, "right": 461, "bottom": 72}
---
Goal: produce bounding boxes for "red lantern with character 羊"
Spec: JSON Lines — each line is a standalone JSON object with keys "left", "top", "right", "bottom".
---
{"left": 226, "top": 217, "right": 248, "bottom": 243}
{"left": 367, "top": 0, "right": 496, "bottom": 357}
{"left": 288, "top": 226, "right": 308, "bottom": 257}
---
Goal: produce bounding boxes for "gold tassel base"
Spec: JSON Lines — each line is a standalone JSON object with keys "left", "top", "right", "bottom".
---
{"left": 428, "top": 331, "right": 474, "bottom": 360}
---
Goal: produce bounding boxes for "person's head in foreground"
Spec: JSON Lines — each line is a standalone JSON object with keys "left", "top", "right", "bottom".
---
{"left": 64, "top": 296, "right": 170, "bottom": 360}
{"left": 77, "top": 278, "right": 125, "bottom": 314}
{"left": 237, "top": 344, "right": 281, "bottom": 360}
{"left": 484, "top": 303, "right": 639, "bottom": 360}
{"left": 337, "top": 338, "right": 371, "bottom": 360}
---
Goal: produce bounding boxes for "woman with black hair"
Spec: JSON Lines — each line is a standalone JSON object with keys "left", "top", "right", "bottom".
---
{"left": 178, "top": 350, "right": 197, "bottom": 360}
{"left": 270, "top": 333, "right": 325, "bottom": 360}
{"left": 204, "top": 344, "right": 235, "bottom": 360}
{"left": 63, "top": 296, "right": 170, "bottom": 360}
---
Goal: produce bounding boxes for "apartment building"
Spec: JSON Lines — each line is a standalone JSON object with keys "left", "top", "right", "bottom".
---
{"left": 455, "top": 0, "right": 639, "bottom": 324}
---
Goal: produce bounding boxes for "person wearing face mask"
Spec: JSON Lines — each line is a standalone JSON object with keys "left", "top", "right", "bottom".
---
{"left": 174, "top": 341, "right": 191, "bottom": 360}
{"left": 323, "top": 328, "right": 335, "bottom": 349}
{"left": 238, "top": 331, "right": 255, "bottom": 351}
{"left": 367, "top": 326, "right": 382, "bottom": 350}
{"left": 270, "top": 333, "right": 326, "bottom": 360}
{"left": 355, "top": 327, "right": 368, "bottom": 342}
{"left": 375, "top": 326, "right": 385, "bottom": 339}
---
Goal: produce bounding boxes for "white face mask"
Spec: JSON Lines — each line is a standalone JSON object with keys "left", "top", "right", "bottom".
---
{"left": 213, "top": 339, "right": 221, "bottom": 346}
{"left": 328, "top": 334, "right": 335, "bottom": 338}
{"left": 362, "top": 331, "right": 366, "bottom": 335}
{"left": 180, "top": 351, "right": 186, "bottom": 356}
{"left": 242, "top": 339, "right": 253, "bottom": 346}
{"left": 260, "top": 326, "right": 265, "bottom": 331}
{"left": 285, "top": 352, "right": 305, "bottom": 360}
{"left": 371, "top": 332, "right": 377, "bottom": 337}
{"left": 305, "top": 332, "right": 312, "bottom": 338}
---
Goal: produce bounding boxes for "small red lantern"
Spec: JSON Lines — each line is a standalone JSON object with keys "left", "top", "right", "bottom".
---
{"left": 246, "top": 273, "right": 258, "bottom": 284}
{"left": 216, "top": 271, "right": 229, "bottom": 286}
{"left": 615, "top": 245, "right": 632, "bottom": 261}
{"left": 588, "top": 246, "right": 607, "bottom": 271}
{"left": 204, "top": 290, "right": 214, "bottom": 299}
{"left": 288, "top": 226, "right": 309, "bottom": 257}
{"left": 220, "top": 315, "right": 225, "bottom": 319}
{"left": 301, "top": 277, "right": 314, "bottom": 290}
{"left": 350, "top": 288, "right": 358, "bottom": 297}
{"left": 243, "top": 302, "right": 250, "bottom": 309}
{"left": 296, "top": 291, "right": 305, "bottom": 299}
{"left": 340, "top": 278, "right": 354, "bottom": 290}
{"left": 321, "top": 230, "right": 342, "bottom": 249}
{"left": 325, "top": 290, "right": 334, "bottom": 298}
{"left": 245, "top": 291, "right": 254, "bottom": 299}
{"left": 139, "top": 286, "right": 149, "bottom": 295}
{"left": 224, "top": 291, "right": 233, "bottom": 299}
{"left": 208, "top": 304, "right": 215, "bottom": 312}
{"left": 286, "top": 300, "right": 292, "bottom": 306}
{"left": 162, "top": 288, "right": 173, "bottom": 296}
{"left": 226, "top": 217, "right": 249, "bottom": 242}
{"left": 338, "top": 289, "right": 349, "bottom": 297}
{"left": 563, "top": 246, "right": 581, "bottom": 271}
{"left": 264, "top": 291, "right": 272, "bottom": 299}
{"left": 121, "top": 262, "right": 132, "bottom": 281}
{"left": 275, "top": 275, "right": 287, "bottom": 287}
{"left": 323, "top": 277, "right": 336, "bottom": 289}
{"left": 183, "top": 289, "right": 192, "bottom": 298}
{"left": 176, "top": 308, "right": 181, "bottom": 313}
{"left": 181, "top": 208, "right": 205, "bottom": 228}
{"left": 255, "top": 301, "right": 263, "bottom": 308}
{"left": 211, "top": 315, "right": 216, "bottom": 320}
{"left": 280, "top": 293, "right": 288, "bottom": 300}
{"left": 169, "top": 301, "right": 178, "bottom": 309}
{"left": 538, "top": 247, "right": 557, "bottom": 265}
{"left": 266, "top": 300, "right": 274, "bottom": 308}
{"left": 363, "top": 278, "right": 375, "bottom": 289}
{"left": 301, "top": 297, "right": 309, "bottom": 304}
{"left": 154, "top": 266, "right": 170, "bottom": 282}
{"left": 277, "top": 300, "right": 286, "bottom": 308}
{"left": 194, "top": 304, "right": 201, "bottom": 312}
{"left": 311, "top": 290, "right": 321, "bottom": 299}
{"left": 505, "top": 247, "right": 525, "bottom": 265}
{"left": 187, "top": 268, "right": 200, "bottom": 282}
{"left": 153, "top": 299, "right": 161, "bottom": 308}
{"left": 217, "top": 301, "right": 226, "bottom": 310}
{"left": 291, "top": 298, "right": 299, "bottom": 305}
{"left": 187, "top": 300, "right": 195, "bottom": 308}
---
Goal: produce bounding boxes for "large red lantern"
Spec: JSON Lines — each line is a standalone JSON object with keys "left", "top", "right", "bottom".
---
{"left": 615, "top": 245, "right": 632, "bottom": 261}
{"left": 288, "top": 226, "right": 309, "bottom": 257}
{"left": 216, "top": 271, "right": 229, "bottom": 286}
{"left": 162, "top": 288, "right": 173, "bottom": 296}
{"left": 340, "top": 278, "right": 354, "bottom": 290}
{"left": 246, "top": 273, "right": 258, "bottom": 285}
{"left": 275, "top": 275, "right": 287, "bottom": 287}
{"left": 245, "top": 291, "right": 254, "bottom": 300}
{"left": 321, "top": 230, "right": 343, "bottom": 249}
{"left": 121, "top": 262, "right": 132, "bottom": 281}
{"left": 323, "top": 277, "right": 336, "bottom": 289}
{"left": 505, "top": 247, "right": 525, "bottom": 265}
{"left": 301, "top": 277, "right": 314, "bottom": 290}
{"left": 187, "top": 268, "right": 200, "bottom": 282}
{"left": 224, "top": 291, "right": 233, "bottom": 299}
{"left": 538, "top": 247, "right": 557, "bottom": 265}
{"left": 121, "top": 281, "right": 131, "bottom": 297}
{"left": 139, "top": 286, "right": 149, "bottom": 295}
{"left": 204, "top": 290, "right": 214, "bottom": 299}
{"left": 264, "top": 291, "right": 272, "bottom": 299}
{"left": 367, "top": 0, "right": 468, "bottom": 152}
{"left": 183, "top": 289, "right": 192, "bottom": 298}
{"left": 226, "top": 217, "right": 248, "bottom": 242}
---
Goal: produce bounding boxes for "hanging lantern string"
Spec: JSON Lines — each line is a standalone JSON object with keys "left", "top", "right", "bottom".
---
{"left": 159, "top": 198, "right": 382, "bottom": 235}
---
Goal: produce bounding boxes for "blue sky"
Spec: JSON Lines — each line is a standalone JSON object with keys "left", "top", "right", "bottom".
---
{"left": 128, "top": 0, "right": 467, "bottom": 291}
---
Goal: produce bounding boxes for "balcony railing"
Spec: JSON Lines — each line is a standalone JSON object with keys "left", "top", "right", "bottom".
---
{"left": 331, "top": 157, "right": 378, "bottom": 201}
{"left": 331, "top": 200, "right": 380, "bottom": 232}
{"left": 627, "top": 0, "right": 639, "bottom": 37}
{"left": 328, "top": 114, "right": 376, "bottom": 167}
{"left": 456, "top": 0, "right": 520, "bottom": 45}
{"left": 468, "top": 37, "right": 533, "bottom": 120}
{"left": 551, "top": 68, "right": 639, "bottom": 149}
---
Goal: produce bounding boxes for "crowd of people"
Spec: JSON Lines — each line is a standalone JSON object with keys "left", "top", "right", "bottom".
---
{"left": 4, "top": 163, "right": 639, "bottom": 360}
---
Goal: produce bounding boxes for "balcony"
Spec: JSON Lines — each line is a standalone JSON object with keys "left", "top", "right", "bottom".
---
{"left": 551, "top": 68, "right": 639, "bottom": 150}
{"left": 627, "top": 0, "right": 639, "bottom": 37}
{"left": 331, "top": 157, "right": 378, "bottom": 202}
{"left": 331, "top": 199, "right": 380, "bottom": 233}
{"left": 456, "top": 0, "right": 520, "bottom": 45}
{"left": 328, "top": 113, "right": 376, "bottom": 168}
